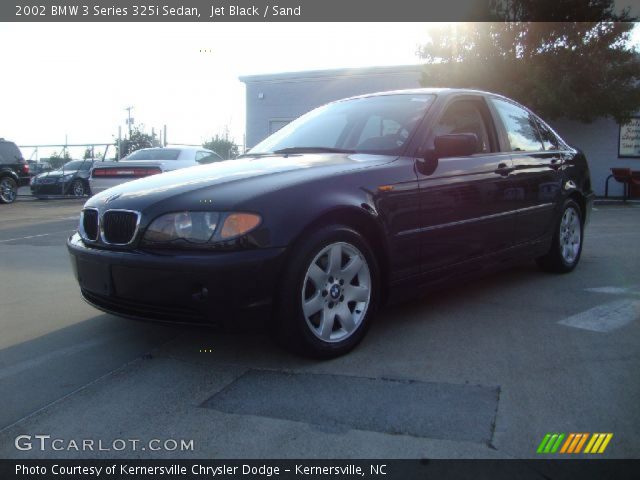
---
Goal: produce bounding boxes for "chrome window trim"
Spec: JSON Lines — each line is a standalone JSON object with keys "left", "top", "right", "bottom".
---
{"left": 398, "top": 203, "right": 554, "bottom": 236}
{"left": 99, "top": 209, "right": 142, "bottom": 246}
{"left": 79, "top": 207, "right": 100, "bottom": 242}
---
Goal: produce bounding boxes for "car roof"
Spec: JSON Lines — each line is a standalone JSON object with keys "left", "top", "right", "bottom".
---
{"left": 337, "top": 87, "right": 499, "bottom": 103}
{"left": 135, "top": 146, "right": 213, "bottom": 153}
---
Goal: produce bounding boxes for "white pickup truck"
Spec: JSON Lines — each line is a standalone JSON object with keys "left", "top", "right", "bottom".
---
{"left": 89, "top": 146, "right": 223, "bottom": 196}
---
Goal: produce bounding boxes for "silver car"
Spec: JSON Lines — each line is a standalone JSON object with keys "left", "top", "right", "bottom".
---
{"left": 89, "top": 147, "right": 224, "bottom": 196}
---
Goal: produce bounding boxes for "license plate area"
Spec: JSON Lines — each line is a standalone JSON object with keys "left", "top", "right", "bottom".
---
{"left": 76, "top": 258, "right": 113, "bottom": 296}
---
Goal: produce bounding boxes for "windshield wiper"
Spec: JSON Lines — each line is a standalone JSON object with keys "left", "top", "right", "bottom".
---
{"left": 273, "top": 147, "right": 356, "bottom": 154}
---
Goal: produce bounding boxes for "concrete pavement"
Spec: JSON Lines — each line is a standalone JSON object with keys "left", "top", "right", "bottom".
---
{"left": 0, "top": 199, "right": 638, "bottom": 459}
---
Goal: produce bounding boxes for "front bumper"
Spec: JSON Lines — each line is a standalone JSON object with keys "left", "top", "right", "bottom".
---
{"left": 31, "top": 181, "right": 70, "bottom": 195}
{"left": 67, "top": 233, "right": 286, "bottom": 326}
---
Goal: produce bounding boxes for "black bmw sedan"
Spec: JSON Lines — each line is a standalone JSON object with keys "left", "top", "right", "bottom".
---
{"left": 31, "top": 159, "right": 94, "bottom": 198}
{"left": 68, "top": 89, "right": 593, "bottom": 358}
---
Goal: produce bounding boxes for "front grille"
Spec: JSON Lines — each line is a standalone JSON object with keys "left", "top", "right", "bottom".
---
{"left": 102, "top": 210, "right": 139, "bottom": 245}
{"left": 82, "top": 209, "right": 99, "bottom": 241}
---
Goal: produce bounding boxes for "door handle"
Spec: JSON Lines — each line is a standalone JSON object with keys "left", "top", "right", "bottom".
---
{"left": 550, "top": 158, "right": 562, "bottom": 170}
{"left": 495, "top": 163, "right": 514, "bottom": 176}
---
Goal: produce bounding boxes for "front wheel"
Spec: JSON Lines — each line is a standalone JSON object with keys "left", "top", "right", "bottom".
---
{"left": 275, "top": 225, "right": 379, "bottom": 358}
{"left": 70, "top": 179, "right": 86, "bottom": 197}
{"left": 536, "top": 199, "right": 583, "bottom": 273}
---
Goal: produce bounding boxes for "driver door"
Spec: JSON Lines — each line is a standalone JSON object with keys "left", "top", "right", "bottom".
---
{"left": 415, "top": 95, "right": 517, "bottom": 274}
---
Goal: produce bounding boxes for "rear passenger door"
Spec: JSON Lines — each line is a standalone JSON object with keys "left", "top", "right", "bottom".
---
{"left": 489, "top": 98, "right": 563, "bottom": 244}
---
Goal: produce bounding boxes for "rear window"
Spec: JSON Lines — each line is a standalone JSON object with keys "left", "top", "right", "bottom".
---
{"left": 0, "top": 142, "right": 23, "bottom": 164}
{"left": 126, "top": 149, "right": 181, "bottom": 160}
{"left": 62, "top": 160, "right": 93, "bottom": 171}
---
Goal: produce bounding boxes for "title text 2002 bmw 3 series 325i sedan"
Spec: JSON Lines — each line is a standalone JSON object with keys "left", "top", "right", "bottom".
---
{"left": 68, "top": 89, "right": 594, "bottom": 358}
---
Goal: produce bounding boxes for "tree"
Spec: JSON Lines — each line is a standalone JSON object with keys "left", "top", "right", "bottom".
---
{"left": 82, "top": 147, "right": 103, "bottom": 160}
{"left": 114, "top": 125, "right": 160, "bottom": 159}
{"left": 203, "top": 133, "right": 239, "bottom": 159}
{"left": 417, "top": 1, "right": 640, "bottom": 122}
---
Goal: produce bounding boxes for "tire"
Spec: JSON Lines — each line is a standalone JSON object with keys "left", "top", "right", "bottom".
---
{"left": 274, "top": 225, "right": 380, "bottom": 359}
{"left": 0, "top": 176, "right": 18, "bottom": 204}
{"left": 70, "top": 179, "right": 86, "bottom": 197}
{"left": 536, "top": 198, "right": 583, "bottom": 273}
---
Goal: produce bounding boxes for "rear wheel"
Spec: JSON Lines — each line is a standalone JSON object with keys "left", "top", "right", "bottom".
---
{"left": 275, "top": 225, "right": 379, "bottom": 358}
{"left": 0, "top": 176, "right": 18, "bottom": 204}
{"left": 536, "top": 199, "right": 583, "bottom": 273}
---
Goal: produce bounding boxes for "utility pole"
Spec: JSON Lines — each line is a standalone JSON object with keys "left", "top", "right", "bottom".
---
{"left": 125, "top": 106, "right": 134, "bottom": 136}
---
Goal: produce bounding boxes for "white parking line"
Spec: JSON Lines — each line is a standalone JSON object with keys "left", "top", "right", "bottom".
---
{"left": 0, "top": 339, "right": 107, "bottom": 381}
{"left": 0, "top": 229, "right": 75, "bottom": 243}
{"left": 586, "top": 286, "right": 631, "bottom": 295}
{"left": 559, "top": 299, "right": 640, "bottom": 333}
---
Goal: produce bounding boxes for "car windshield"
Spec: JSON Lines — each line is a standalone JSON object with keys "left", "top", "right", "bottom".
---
{"left": 61, "top": 160, "right": 92, "bottom": 171}
{"left": 126, "top": 149, "right": 181, "bottom": 160}
{"left": 248, "top": 94, "right": 435, "bottom": 156}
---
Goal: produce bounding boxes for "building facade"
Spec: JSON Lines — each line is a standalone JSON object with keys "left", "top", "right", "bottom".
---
{"left": 240, "top": 65, "right": 637, "bottom": 196}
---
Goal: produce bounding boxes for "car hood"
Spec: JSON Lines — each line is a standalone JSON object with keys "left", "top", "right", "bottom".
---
{"left": 36, "top": 169, "right": 79, "bottom": 179}
{"left": 87, "top": 153, "right": 395, "bottom": 210}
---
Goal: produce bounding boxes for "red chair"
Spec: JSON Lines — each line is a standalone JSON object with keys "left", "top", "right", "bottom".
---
{"left": 605, "top": 168, "right": 632, "bottom": 201}
{"left": 631, "top": 171, "right": 640, "bottom": 199}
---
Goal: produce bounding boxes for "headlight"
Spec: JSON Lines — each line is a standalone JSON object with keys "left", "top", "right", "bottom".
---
{"left": 141, "top": 211, "right": 261, "bottom": 247}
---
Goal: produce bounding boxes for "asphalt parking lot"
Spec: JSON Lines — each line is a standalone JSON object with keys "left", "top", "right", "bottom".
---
{"left": 0, "top": 197, "right": 638, "bottom": 459}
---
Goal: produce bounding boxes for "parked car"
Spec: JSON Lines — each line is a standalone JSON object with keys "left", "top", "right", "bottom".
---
{"left": 89, "top": 147, "right": 224, "bottom": 196}
{"left": 68, "top": 89, "right": 594, "bottom": 358}
{"left": 0, "top": 139, "right": 30, "bottom": 204}
{"left": 27, "top": 160, "right": 52, "bottom": 176}
{"left": 31, "top": 159, "right": 94, "bottom": 198}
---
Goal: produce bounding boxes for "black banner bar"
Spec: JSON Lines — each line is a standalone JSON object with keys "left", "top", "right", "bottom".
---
{"left": 2, "top": 0, "right": 638, "bottom": 22}
{"left": 2, "top": 460, "right": 640, "bottom": 480}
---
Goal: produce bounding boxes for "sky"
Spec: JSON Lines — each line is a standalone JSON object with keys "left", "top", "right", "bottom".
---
{"left": 0, "top": 22, "right": 430, "bottom": 159}
{"left": 0, "top": 22, "right": 638, "bottom": 160}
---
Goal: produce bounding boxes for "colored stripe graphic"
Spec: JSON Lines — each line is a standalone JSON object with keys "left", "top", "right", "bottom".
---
{"left": 560, "top": 433, "right": 575, "bottom": 453}
{"left": 539, "top": 433, "right": 613, "bottom": 454}
{"left": 584, "top": 433, "right": 614, "bottom": 454}
{"left": 537, "top": 433, "right": 565, "bottom": 453}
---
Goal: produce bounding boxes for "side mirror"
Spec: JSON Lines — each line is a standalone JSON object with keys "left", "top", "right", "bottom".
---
{"left": 434, "top": 133, "right": 479, "bottom": 159}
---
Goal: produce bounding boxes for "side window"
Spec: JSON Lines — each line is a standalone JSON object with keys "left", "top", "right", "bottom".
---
{"left": 433, "top": 100, "right": 491, "bottom": 153}
{"left": 491, "top": 98, "right": 544, "bottom": 152}
{"left": 0, "top": 143, "right": 22, "bottom": 164}
{"left": 533, "top": 117, "right": 561, "bottom": 151}
{"left": 196, "top": 151, "right": 221, "bottom": 163}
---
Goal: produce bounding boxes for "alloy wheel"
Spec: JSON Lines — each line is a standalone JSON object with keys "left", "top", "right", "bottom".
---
{"left": 72, "top": 180, "right": 85, "bottom": 197}
{"left": 0, "top": 177, "right": 18, "bottom": 203}
{"left": 559, "top": 206, "right": 581, "bottom": 264}
{"left": 301, "top": 241, "right": 371, "bottom": 343}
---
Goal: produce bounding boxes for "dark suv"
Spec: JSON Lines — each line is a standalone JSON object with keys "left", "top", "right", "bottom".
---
{"left": 0, "top": 139, "right": 30, "bottom": 204}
